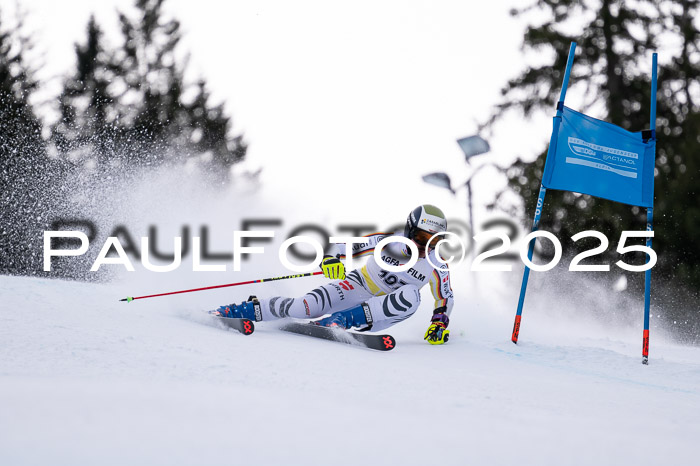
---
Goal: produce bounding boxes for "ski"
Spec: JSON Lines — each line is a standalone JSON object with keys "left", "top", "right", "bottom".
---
{"left": 279, "top": 322, "right": 396, "bottom": 351}
{"left": 212, "top": 315, "right": 255, "bottom": 335}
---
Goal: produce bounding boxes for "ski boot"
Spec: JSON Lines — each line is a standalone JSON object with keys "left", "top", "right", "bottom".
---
{"left": 314, "top": 303, "right": 372, "bottom": 330}
{"left": 210, "top": 296, "right": 262, "bottom": 321}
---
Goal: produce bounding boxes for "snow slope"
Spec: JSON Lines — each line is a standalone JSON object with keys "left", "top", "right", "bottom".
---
{"left": 1, "top": 273, "right": 699, "bottom": 466}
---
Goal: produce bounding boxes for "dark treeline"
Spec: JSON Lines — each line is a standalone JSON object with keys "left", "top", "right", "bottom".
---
{"left": 487, "top": 0, "right": 699, "bottom": 341}
{"left": 0, "top": 0, "right": 246, "bottom": 278}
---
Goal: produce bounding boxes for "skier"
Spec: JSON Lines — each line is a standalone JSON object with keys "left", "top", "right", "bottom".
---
{"left": 213, "top": 205, "right": 454, "bottom": 344}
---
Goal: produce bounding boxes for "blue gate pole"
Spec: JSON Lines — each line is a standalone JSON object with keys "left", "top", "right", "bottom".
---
{"left": 512, "top": 42, "right": 577, "bottom": 344}
{"left": 643, "top": 208, "right": 653, "bottom": 364}
{"left": 642, "top": 52, "right": 658, "bottom": 364}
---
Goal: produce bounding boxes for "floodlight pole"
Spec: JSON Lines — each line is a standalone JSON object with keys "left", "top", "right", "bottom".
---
{"left": 466, "top": 179, "right": 474, "bottom": 253}
{"left": 424, "top": 135, "right": 490, "bottom": 260}
{"left": 462, "top": 162, "right": 495, "bottom": 248}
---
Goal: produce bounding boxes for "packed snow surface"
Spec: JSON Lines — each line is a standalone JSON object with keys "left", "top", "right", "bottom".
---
{"left": 1, "top": 272, "right": 699, "bottom": 466}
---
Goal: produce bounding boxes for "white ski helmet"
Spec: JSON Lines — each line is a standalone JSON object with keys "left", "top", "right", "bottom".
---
{"left": 404, "top": 204, "right": 447, "bottom": 240}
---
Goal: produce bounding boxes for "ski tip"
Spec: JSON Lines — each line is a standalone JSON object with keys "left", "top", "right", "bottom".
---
{"left": 242, "top": 319, "right": 255, "bottom": 335}
{"left": 381, "top": 335, "right": 396, "bottom": 351}
{"left": 119, "top": 297, "right": 134, "bottom": 303}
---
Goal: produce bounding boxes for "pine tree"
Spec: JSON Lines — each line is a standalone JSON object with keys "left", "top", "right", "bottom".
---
{"left": 0, "top": 8, "right": 56, "bottom": 275}
{"left": 52, "top": 15, "right": 119, "bottom": 169}
{"left": 489, "top": 0, "right": 700, "bottom": 291}
{"left": 653, "top": 0, "right": 700, "bottom": 288}
{"left": 52, "top": 0, "right": 246, "bottom": 180}
{"left": 109, "top": 0, "right": 247, "bottom": 176}
{"left": 184, "top": 80, "right": 247, "bottom": 178}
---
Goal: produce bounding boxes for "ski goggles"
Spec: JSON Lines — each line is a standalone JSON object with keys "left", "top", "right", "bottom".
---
{"left": 412, "top": 229, "right": 441, "bottom": 250}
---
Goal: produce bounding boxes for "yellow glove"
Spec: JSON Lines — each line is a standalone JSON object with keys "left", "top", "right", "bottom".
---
{"left": 320, "top": 255, "right": 345, "bottom": 280}
{"left": 424, "top": 312, "right": 450, "bottom": 345}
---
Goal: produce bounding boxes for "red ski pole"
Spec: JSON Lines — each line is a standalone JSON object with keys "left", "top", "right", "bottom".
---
{"left": 119, "top": 271, "right": 324, "bottom": 302}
